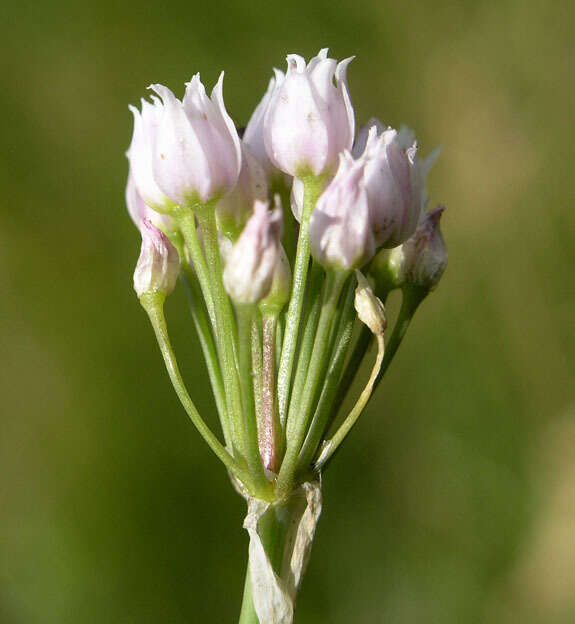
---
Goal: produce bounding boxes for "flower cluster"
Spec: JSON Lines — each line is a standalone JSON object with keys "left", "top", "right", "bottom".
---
{"left": 125, "top": 48, "right": 448, "bottom": 623}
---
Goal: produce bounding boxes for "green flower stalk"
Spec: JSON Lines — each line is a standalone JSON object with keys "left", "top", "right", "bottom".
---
{"left": 125, "top": 47, "right": 447, "bottom": 623}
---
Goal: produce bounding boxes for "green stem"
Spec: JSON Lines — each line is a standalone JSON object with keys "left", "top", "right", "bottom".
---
{"left": 139, "top": 292, "right": 252, "bottom": 489}
{"left": 315, "top": 332, "right": 385, "bottom": 470}
{"left": 251, "top": 314, "right": 264, "bottom": 449}
{"left": 277, "top": 271, "right": 347, "bottom": 497}
{"left": 195, "top": 210, "right": 243, "bottom": 445}
{"left": 277, "top": 176, "right": 325, "bottom": 425}
{"left": 296, "top": 277, "right": 356, "bottom": 472}
{"left": 275, "top": 317, "right": 283, "bottom": 369}
{"left": 261, "top": 313, "right": 281, "bottom": 472}
{"left": 175, "top": 208, "right": 216, "bottom": 329}
{"left": 372, "top": 286, "right": 424, "bottom": 393}
{"left": 179, "top": 261, "right": 231, "bottom": 449}
{"left": 195, "top": 208, "right": 269, "bottom": 496}
{"left": 238, "top": 564, "right": 258, "bottom": 624}
{"left": 332, "top": 291, "right": 390, "bottom": 420}
{"left": 284, "top": 264, "right": 323, "bottom": 438}
{"left": 317, "top": 286, "right": 426, "bottom": 470}
{"left": 237, "top": 304, "right": 267, "bottom": 490}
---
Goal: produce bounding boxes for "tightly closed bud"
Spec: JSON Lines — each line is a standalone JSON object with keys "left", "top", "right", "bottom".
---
{"left": 149, "top": 73, "right": 241, "bottom": 206}
{"left": 243, "top": 74, "right": 283, "bottom": 177}
{"left": 127, "top": 97, "right": 173, "bottom": 212}
{"left": 216, "top": 144, "right": 268, "bottom": 239}
{"left": 399, "top": 206, "right": 448, "bottom": 291}
{"left": 264, "top": 48, "right": 354, "bottom": 178}
{"left": 223, "top": 200, "right": 283, "bottom": 304}
{"left": 359, "top": 124, "right": 424, "bottom": 248}
{"left": 309, "top": 154, "right": 375, "bottom": 271}
{"left": 125, "top": 173, "right": 174, "bottom": 233}
{"left": 133, "top": 219, "right": 180, "bottom": 297}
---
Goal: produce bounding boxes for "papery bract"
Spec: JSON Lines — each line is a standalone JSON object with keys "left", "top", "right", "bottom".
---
{"left": 264, "top": 49, "right": 354, "bottom": 178}
{"left": 133, "top": 219, "right": 180, "bottom": 297}
{"left": 150, "top": 73, "right": 241, "bottom": 206}
{"left": 309, "top": 154, "right": 375, "bottom": 271}
{"left": 223, "top": 200, "right": 283, "bottom": 304}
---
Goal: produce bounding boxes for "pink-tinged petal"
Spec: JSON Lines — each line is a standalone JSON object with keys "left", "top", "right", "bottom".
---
{"left": 308, "top": 56, "right": 337, "bottom": 102}
{"left": 286, "top": 54, "right": 307, "bottom": 73}
{"left": 307, "top": 47, "right": 329, "bottom": 72}
{"left": 353, "top": 121, "right": 384, "bottom": 158}
{"left": 244, "top": 74, "right": 282, "bottom": 175}
{"left": 126, "top": 100, "right": 171, "bottom": 210}
{"left": 126, "top": 172, "right": 174, "bottom": 232}
{"left": 335, "top": 56, "right": 355, "bottom": 151}
{"left": 208, "top": 72, "right": 242, "bottom": 189}
{"left": 181, "top": 73, "right": 241, "bottom": 202}
{"left": 354, "top": 124, "right": 428, "bottom": 248}
{"left": 150, "top": 83, "right": 210, "bottom": 205}
{"left": 264, "top": 50, "right": 356, "bottom": 178}
{"left": 264, "top": 70, "right": 329, "bottom": 176}
{"left": 310, "top": 156, "right": 375, "bottom": 270}
{"left": 125, "top": 171, "right": 147, "bottom": 227}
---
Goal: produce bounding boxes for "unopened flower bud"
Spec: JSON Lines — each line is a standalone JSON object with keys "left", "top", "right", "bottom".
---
{"left": 149, "top": 73, "right": 241, "bottom": 206}
{"left": 127, "top": 97, "right": 173, "bottom": 212}
{"left": 223, "top": 200, "right": 283, "bottom": 304}
{"left": 359, "top": 124, "right": 424, "bottom": 248}
{"left": 126, "top": 173, "right": 174, "bottom": 233}
{"left": 133, "top": 219, "right": 180, "bottom": 298}
{"left": 216, "top": 144, "right": 268, "bottom": 239}
{"left": 264, "top": 48, "right": 354, "bottom": 178}
{"left": 260, "top": 246, "right": 291, "bottom": 314}
{"left": 309, "top": 154, "right": 375, "bottom": 271}
{"left": 399, "top": 206, "right": 448, "bottom": 291}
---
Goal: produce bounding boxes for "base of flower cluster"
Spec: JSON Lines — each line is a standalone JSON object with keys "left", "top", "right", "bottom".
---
{"left": 238, "top": 482, "right": 322, "bottom": 624}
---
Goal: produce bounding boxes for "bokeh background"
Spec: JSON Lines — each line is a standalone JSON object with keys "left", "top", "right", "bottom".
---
{"left": 1, "top": 0, "right": 574, "bottom": 622}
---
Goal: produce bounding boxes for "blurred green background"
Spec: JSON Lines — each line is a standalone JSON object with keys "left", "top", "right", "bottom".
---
{"left": 1, "top": 0, "right": 574, "bottom": 622}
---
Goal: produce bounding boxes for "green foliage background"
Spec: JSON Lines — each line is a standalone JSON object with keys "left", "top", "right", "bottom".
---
{"left": 1, "top": 0, "right": 573, "bottom": 622}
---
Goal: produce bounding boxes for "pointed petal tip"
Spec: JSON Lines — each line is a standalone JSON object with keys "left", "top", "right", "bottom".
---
{"left": 147, "top": 83, "right": 175, "bottom": 102}
{"left": 286, "top": 54, "right": 306, "bottom": 73}
{"left": 272, "top": 68, "right": 285, "bottom": 84}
